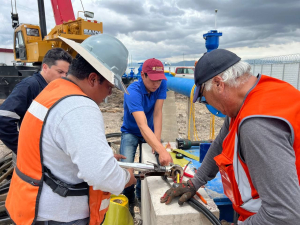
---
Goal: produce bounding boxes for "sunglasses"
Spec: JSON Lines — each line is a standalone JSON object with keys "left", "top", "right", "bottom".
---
{"left": 198, "top": 84, "right": 208, "bottom": 105}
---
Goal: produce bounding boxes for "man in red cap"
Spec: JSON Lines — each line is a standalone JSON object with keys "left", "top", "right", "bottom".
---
{"left": 120, "top": 58, "right": 173, "bottom": 216}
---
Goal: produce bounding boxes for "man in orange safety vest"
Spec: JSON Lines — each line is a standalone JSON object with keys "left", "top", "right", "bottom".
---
{"left": 6, "top": 34, "right": 136, "bottom": 225}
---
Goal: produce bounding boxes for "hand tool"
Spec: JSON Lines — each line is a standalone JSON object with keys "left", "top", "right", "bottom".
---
{"left": 118, "top": 162, "right": 183, "bottom": 180}
{"left": 176, "top": 138, "right": 212, "bottom": 150}
{"left": 176, "top": 138, "right": 202, "bottom": 150}
{"left": 176, "top": 153, "right": 184, "bottom": 159}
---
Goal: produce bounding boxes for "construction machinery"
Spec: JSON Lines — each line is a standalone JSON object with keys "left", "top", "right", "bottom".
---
{"left": 0, "top": 0, "right": 103, "bottom": 99}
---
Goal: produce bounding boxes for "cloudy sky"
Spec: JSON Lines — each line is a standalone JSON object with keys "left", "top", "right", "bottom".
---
{"left": 1, "top": 0, "right": 300, "bottom": 64}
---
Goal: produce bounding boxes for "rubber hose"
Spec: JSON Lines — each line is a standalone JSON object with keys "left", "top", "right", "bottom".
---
{"left": 0, "top": 217, "right": 12, "bottom": 224}
{"left": 105, "top": 133, "right": 122, "bottom": 138}
{"left": 155, "top": 153, "right": 222, "bottom": 225}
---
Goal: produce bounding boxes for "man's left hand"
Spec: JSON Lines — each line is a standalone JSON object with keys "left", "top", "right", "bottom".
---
{"left": 160, "top": 180, "right": 196, "bottom": 205}
{"left": 114, "top": 154, "right": 126, "bottom": 161}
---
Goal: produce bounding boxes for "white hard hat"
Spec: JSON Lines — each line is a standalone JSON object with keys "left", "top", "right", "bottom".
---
{"left": 59, "top": 34, "right": 129, "bottom": 94}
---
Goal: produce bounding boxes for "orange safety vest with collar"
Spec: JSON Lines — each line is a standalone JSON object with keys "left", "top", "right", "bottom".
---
{"left": 5, "top": 78, "right": 111, "bottom": 225}
{"left": 214, "top": 75, "right": 300, "bottom": 221}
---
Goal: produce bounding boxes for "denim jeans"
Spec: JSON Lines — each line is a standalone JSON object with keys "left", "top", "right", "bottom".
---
{"left": 35, "top": 217, "right": 89, "bottom": 225}
{"left": 120, "top": 132, "right": 145, "bottom": 203}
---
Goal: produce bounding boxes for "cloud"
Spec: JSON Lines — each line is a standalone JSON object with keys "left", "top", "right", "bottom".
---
{"left": 0, "top": 0, "right": 299, "bottom": 64}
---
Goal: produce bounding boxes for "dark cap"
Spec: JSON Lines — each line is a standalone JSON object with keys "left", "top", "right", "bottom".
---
{"left": 193, "top": 49, "right": 241, "bottom": 103}
{"left": 142, "top": 58, "right": 166, "bottom": 80}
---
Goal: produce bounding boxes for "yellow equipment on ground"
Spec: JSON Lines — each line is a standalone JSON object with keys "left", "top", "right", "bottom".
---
{"left": 172, "top": 148, "right": 200, "bottom": 161}
{"left": 170, "top": 152, "right": 189, "bottom": 167}
{"left": 103, "top": 194, "right": 134, "bottom": 225}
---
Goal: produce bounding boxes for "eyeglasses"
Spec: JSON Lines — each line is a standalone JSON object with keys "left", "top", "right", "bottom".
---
{"left": 198, "top": 84, "right": 208, "bottom": 105}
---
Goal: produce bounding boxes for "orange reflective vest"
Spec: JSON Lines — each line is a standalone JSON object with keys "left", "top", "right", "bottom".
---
{"left": 214, "top": 75, "right": 300, "bottom": 221}
{"left": 6, "top": 78, "right": 111, "bottom": 225}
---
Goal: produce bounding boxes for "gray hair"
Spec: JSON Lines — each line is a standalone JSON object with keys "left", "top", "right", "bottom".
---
{"left": 204, "top": 61, "right": 253, "bottom": 91}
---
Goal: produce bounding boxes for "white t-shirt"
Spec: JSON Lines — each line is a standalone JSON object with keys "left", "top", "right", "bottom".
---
{"left": 37, "top": 96, "right": 129, "bottom": 222}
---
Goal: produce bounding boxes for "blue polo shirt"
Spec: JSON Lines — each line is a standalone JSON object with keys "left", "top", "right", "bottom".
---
{"left": 121, "top": 78, "right": 167, "bottom": 137}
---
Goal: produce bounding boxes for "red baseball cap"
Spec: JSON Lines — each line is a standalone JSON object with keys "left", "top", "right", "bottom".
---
{"left": 142, "top": 58, "right": 166, "bottom": 80}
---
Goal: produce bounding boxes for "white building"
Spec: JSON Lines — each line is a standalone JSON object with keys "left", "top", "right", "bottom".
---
{"left": 0, "top": 48, "right": 14, "bottom": 65}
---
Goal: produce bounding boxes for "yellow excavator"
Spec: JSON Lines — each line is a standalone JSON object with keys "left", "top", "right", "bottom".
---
{"left": 0, "top": 0, "right": 103, "bottom": 98}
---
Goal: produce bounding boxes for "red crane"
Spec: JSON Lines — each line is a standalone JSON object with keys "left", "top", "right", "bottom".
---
{"left": 51, "top": 0, "right": 75, "bottom": 25}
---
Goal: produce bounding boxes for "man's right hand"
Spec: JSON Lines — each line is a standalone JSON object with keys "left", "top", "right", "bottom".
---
{"left": 159, "top": 151, "right": 173, "bottom": 166}
{"left": 125, "top": 168, "right": 137, "bottom": 188}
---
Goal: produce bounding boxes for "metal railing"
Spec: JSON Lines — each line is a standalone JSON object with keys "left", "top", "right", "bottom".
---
{"left": 245, "top": 54, "right": 300, "bottom": 90}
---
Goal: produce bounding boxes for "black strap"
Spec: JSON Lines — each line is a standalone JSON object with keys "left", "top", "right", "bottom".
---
{"left": 16, "top": 166, "right": 42, "bottom": 186}
{"left": 35, "top": 222, "right": 46, "bottom": 225}
{"left": 44, "top": 166, "right": 89, "bottom": 197}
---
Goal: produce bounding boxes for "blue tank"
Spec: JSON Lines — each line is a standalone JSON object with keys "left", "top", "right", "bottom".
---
{"left": 203, "top": 30, "right": 223, "bottom": 52}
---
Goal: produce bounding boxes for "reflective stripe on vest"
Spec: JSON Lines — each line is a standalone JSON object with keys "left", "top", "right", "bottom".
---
{"left": 100, "top": 198, "right": 111, "bottom": 211}
{"left": 28, "top": 100, "right": 49, "bottom": 121}
{"left": 233, "top": 132, "right": 261, "bottom": 213}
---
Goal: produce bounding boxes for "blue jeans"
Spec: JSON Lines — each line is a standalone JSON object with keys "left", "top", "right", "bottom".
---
{"left": 120, "top": 132, "right": 145, "bottom": 203}
{"left": 36, "top": 218, "right": 89, "bottom": 225}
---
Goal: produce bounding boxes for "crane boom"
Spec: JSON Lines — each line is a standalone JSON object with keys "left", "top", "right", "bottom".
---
{"left": 51, "top": 0, "right": 75, "bottom": 25}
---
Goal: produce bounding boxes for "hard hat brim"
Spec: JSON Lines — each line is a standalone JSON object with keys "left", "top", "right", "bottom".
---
{"left": 59, "top": 36, "right": 129, "bottom": 94}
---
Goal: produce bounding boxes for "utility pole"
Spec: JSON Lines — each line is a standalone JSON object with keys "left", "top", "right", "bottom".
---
{"left": 215, "top": 9, "right": 218, "bottom": 30}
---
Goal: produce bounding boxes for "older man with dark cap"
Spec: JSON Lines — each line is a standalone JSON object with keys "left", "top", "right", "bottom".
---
{"left": 161, "top": 49, "right": 300, "bottom": 224}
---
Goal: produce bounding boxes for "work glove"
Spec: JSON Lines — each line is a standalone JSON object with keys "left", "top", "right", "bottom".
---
{"left": 160, "top": 180, "right": 196, "bottom": 205}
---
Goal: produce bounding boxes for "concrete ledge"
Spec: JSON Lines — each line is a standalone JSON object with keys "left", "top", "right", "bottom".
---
{"left": 141, "top": 143, "right": 219, "bottom": 225}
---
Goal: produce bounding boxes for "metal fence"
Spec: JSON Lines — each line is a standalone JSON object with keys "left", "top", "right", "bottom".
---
{"left": 246, "top": 54, "right": 300, "bottom": 90}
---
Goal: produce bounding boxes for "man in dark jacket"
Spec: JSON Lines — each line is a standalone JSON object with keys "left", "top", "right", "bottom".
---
{"left": 0, "top": 48, "right": 72, "bottom": 155}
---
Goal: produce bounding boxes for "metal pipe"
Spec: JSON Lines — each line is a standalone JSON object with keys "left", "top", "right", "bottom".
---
{"left": 118, "top": 162, "right": 155, "bottom": 171}
{"left": 37, "top": 0, "right": 47, "bottom": 39}
{"left": 166, "top": 75, "right": 195, "bottom": 97}
{"left": 166, "top": 75, "right": 225, "bottom": 117}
